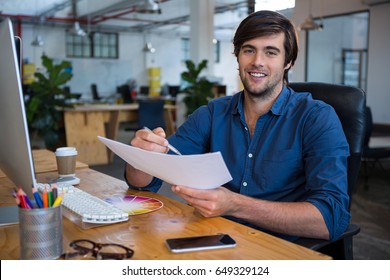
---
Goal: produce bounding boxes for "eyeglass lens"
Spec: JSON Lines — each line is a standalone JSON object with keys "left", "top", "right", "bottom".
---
{"left": 69, "top": 239, "right": 133, "bottom": 260}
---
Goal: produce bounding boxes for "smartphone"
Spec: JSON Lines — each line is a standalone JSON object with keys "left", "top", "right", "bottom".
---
{"left": 166, "top": 234, "right": 236, "bottom": 253}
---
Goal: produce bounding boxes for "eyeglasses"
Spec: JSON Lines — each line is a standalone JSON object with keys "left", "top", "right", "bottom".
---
{"left": 60, "top": 239, "right": 134, "bottom": 260}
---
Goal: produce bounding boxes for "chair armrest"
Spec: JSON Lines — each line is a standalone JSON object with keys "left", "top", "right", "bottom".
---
{"left": 293, "top": 224, "right": 360, "bottom": 251}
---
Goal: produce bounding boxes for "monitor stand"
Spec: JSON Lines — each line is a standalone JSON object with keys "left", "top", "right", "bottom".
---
{"left": 50, "top": 176, "right": 80, "bottom": 185}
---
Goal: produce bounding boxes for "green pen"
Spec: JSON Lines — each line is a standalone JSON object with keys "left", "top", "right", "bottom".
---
{"left": 47, "top": 184, "right": 53, "bottom": 207}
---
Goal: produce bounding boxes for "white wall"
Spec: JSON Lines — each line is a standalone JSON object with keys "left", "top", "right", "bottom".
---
{"left": 21, "top": 26, "right": 241, "bottom": 101}
{"left": 20, "top": 0, "right": 390, "bottom": 123}
{"left": 292, "top": 0, "right": 390, "bottom": 124}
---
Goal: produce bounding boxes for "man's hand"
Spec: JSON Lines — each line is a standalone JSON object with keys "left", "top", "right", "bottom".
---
{"left": 125, "top": 127, "right": 168, "bottom": 187}
{"left": 171, "top": 185, "right": 237, "bottom": 217}
{"left": 131, "top": 127, "right": 169, "bottom": 153}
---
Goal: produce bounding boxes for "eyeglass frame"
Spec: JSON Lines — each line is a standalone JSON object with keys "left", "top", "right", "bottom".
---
{"left": 61, "top": 239, "right": 134, "bottom": 260}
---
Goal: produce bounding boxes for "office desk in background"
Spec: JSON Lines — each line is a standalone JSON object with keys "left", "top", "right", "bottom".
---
{"left": 0, "top": 149, "right": 88, "bottom": 179}
{"left": 63, "top": 103, "right": 176, "bottom": 165}
{"left": 0, "top": 166, "right": 330, "bottom": 260}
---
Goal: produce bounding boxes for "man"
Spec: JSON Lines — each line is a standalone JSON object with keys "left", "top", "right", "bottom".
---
{"left": 125, "top": 10, "right": 350, "bottom": 241}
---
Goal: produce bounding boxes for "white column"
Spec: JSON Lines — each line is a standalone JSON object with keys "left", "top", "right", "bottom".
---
{"left": 189, "top": 0, "right": 215, "bottom": 75}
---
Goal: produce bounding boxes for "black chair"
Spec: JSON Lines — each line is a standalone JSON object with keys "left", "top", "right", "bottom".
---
{"left": 118, "top": 84, "right": 133, "bottom": 104}
{"left": 126, "top": 99, "right": 166, "bottom": 131}
{"left": 361, "top": 106, "right": 390, "bottom": 189}
{"left": 289, "top": 82, "right": 366, "bottom": 259}
{"left": 91, "top": 83, "right": 101, "bottom": 101}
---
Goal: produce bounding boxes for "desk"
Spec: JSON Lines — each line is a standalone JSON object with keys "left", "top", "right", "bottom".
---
{"left": 63, "top": 104, "right": 176, "bottom": 165}
{"left": 0, "top": 149, "right": 88, "bottom": 179}
{"left": 0, "top": 167, "right": 330, "bottom": 260}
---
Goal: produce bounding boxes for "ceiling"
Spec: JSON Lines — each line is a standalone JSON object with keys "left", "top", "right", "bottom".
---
{"left": 0, "top": 0, "right": 252, "bottom": 38}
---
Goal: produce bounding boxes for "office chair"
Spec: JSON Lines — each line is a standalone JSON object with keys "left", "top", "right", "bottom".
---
{"left": 126, "top": 99, "right": 166, "bottom": 131}
{"left": 361, "top": 106, "right": 390, "bottom": 189}
{"left": 91, "top": 83, "right": 101, "bottom": 101}
{"left": 289, "top": 82, "right": 366, "bottom": 259}
{"left": 118, "top": 84, "right": 133, "bottom": 104}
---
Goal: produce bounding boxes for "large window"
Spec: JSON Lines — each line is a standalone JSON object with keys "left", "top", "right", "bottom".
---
{"left": 306, "top": 11, "right": 369, "bottom": 91}
{"left": 66, "top": 32, "right": 118, "bottom": 59}
{"left": 181, "top": 38, "right": 220, "bottom": 63}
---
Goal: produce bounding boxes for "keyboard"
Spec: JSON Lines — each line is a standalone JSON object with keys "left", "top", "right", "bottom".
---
{"left": 36, "top": 183, "right": 129, "bottom": 225}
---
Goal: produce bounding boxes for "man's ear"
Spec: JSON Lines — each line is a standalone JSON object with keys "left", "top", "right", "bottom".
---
{"left": 284, "top": 61, "right": 292, "bottom": 70}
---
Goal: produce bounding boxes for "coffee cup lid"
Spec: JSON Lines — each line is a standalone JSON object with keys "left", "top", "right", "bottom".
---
{"left": 55, "top": 147, "right": 77, "bottom": 156}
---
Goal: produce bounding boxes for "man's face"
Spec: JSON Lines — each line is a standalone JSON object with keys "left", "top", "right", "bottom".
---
{"left": 238, "top": 33, "right": 291, "bottom": 100}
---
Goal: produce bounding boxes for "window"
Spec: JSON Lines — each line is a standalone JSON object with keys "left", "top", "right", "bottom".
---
{"left": 306, "top": 11, "right": 369, "bottom": 91}
{"left": 66, "top": 32, "right": 118, "bottom": 59}
{"left": 181, "top": 38, "right": 190, "bottom": 62}
{"left": 181, "top": 38, "right": 220, "bottom": 63}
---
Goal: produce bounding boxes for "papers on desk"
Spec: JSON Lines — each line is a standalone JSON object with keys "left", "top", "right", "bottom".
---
{"left": 98, "top": 136, "right": 232, "bottom": 189}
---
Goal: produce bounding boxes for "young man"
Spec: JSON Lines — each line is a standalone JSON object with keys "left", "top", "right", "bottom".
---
{"left": 125, "top": 10, "right": 350, "bottom": 241}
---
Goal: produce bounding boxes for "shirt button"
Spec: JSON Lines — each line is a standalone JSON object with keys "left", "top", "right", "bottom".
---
{"left": 243, "top": 182, "right": 247, "bottom": 187}
{"left": 248, "top": 153, "right": 253, "bottom": 158}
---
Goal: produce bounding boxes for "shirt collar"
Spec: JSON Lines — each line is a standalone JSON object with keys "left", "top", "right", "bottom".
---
{"left": 233, "top": 86, "right": 290, "bottom": 116}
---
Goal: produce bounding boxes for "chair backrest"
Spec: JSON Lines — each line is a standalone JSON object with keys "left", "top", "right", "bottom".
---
{"left": 289, "top": 82, "right": 366, "bottom": 204}
{"left": 363, "top": 106, "right": 373, "bottom": 149}
{"left": 138, "top": 99, "right": 166, "bottom": 130}
{"left": 91, "top": 83, "right": 100, "bottom": 100}
{"left": 119, "top": 85, "right": 133, "bottom": 104}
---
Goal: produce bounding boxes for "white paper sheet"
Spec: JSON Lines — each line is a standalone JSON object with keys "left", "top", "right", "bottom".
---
{"left": 98, "top": 136, "right": 232, "bottom": 189}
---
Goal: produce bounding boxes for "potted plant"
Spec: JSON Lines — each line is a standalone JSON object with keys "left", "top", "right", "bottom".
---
{"left": 180, "top": 59, "right": 214, "bottom": 116}
{"left": 26, "top": 55, "right": 76, "bottom": 150}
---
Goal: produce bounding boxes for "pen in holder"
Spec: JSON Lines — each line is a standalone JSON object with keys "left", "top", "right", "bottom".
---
{"left": 18, "top": 205, "right": 63, "bottom": 260}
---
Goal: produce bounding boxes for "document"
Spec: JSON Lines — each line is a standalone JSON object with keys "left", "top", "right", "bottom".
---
{"left": 98, "top": 136, "right": 232, "bottom": 189}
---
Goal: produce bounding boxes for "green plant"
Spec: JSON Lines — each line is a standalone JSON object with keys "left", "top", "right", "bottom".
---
{"left": 26, "top": 55, "right": 76, "bottom": 150}
{"left": 180, "top": 59, "right": 214, "bottom": 116}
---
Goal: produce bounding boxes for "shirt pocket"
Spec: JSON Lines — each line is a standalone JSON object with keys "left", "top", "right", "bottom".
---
{"left": 253, "top": 149, "right": 303, "bottom": 194}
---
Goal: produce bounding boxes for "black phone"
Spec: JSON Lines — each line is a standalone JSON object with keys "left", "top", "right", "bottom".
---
{"left": 166, "top": 234, "right": 236, "bottom": 253}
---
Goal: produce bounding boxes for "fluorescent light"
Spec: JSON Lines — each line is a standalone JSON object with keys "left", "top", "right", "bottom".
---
{"left": 31, "top": 35, "right": 44, "bottom": 46}
{"left": 255, "top": 0, "right": 295, "bottom": 11}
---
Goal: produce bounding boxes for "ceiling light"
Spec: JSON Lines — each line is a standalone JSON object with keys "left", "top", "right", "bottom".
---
{"left": 31, "top": 35, "right": 44, "bottom": 46}
{"left": 298, "top": 14, "right": 323, "bottom": 31}
{"left": 70, "top": 21, "right": 87, "bottom": 36}
{"left": 143, "top": 42, "right": 156, "bottom": 53}
{"left": 298, "top": 0, "right": 324, "bottom": 31}
{"left": 70, "top": 0, "right": 86, "bottom": 36}
{"left": 136, "top": 0, "right": 162, "bottom": 14}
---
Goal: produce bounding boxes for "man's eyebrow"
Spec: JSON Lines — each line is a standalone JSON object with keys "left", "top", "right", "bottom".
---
{"left": 265, "top": 46, "right": 281, "bottom": 53}
{"left": 241, "top": 44, "right": 281, "bottom": 53}
{"left": 241, "top": 43, "right": 256, "bottom": 49}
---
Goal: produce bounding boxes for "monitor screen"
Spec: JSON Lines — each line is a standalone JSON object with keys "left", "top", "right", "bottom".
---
{"left": 0, "top": 18, "right": 37, "bottom": 198}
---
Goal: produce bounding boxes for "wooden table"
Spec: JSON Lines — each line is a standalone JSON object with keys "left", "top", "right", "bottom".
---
{"left": 0, "top": 167, "right": 330, "bottom": 260}
{"left": 0, "top": 149, "right": 88, "bottom": 179}
{"left": 63, "top": 104, "right": 176, "bottom": 165}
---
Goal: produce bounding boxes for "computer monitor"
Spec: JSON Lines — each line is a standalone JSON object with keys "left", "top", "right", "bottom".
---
{"left": 0, "top": 18, "right": 36, "bottom": 198}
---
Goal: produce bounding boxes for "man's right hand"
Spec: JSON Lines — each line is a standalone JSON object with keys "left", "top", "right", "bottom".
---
{"left": 130, "top": 127, "right": 169, "bottom": 154}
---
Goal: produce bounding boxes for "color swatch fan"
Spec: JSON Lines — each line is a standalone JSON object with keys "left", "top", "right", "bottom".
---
{"left": 105, "top": 195, "right": 163, "bottom": 215}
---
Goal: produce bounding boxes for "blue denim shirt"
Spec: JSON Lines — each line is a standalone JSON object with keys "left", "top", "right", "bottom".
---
{"left": 127, "top": 86, "right": 351, "bottom": 241}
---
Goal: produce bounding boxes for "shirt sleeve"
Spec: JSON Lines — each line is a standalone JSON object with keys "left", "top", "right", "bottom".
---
{"left": 302, "top": 103, "right": 351, "bottom": 241}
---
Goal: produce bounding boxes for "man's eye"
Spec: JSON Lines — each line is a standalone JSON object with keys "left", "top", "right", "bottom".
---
{"left": 243, "top": 49, "right": 254, "bottom": 54}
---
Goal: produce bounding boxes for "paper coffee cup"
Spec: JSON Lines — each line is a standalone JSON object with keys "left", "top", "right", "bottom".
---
{"left": 55, "top": 147, "right": 77, "bottom": 177}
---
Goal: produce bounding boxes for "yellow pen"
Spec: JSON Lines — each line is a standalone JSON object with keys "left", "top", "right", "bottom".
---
{"left": 52, "top": 195, "right": 62, "bottom": 207}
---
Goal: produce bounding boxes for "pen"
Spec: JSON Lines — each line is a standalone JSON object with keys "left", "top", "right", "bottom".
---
{"left": 47, "top": 184, "right": 53, "bottom": 207}
{"left": 18, "top": 187, "right": 33, "bottom": 209}
{"left": 51, "top": 183, "right": 58, "bottom": 202}
{"left": 143, "top": 127, "right": 182, "bottom": 155}
{"left": 43, "top": 187, "right": 49, "bottom": 208}
{"left": 32, "top": 185, "right": 43, "bottom": 208}
{"left": 52, "top": 195, "right": 62, "bottom": 207}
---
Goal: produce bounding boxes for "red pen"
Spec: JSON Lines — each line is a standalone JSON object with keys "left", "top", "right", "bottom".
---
{"left": 17, "top": 187, "right": 32, "bottom": 209}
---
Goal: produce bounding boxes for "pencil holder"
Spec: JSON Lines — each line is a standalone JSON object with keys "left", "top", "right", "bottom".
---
{"left": 18, "top": 205, "right": 63, "bottom": 260}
